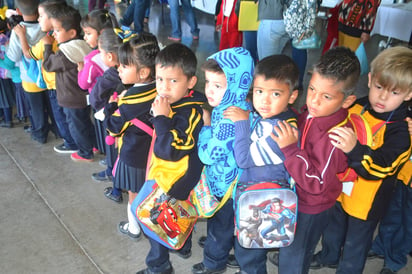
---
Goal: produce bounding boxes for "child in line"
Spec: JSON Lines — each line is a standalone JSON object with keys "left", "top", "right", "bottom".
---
{"left": 271, "top": 46, "right": 359, "bottom": 274}
{"left": 192, "top": 47, "right": 254, "bottom": 274}
{"left": 8, "top": 0, "right": 49, "bottom": 144}
{"left": 223, "top": 54, "right": 299, "bottom": 274}
{"left": 42, "top": 4, "right": 96, "bottom": 162}
{"left": 90, "top": 29, "right": 124, "bottom": 202}
{"left": 215, "top": 0, "right": 242, "bottom": 51}
{"left": 78, "top": 8, "right": 118, "bottom": 155}
{"left": 15, "top": 0, "right": 78, "bottom": 153}
{"left": 136, "top": 43, "right": 206, "bottom": 274}
{"left": 104, "top": 33, "right": 159, "bottom": 239}
{"left": 312, "top": 46, "right": 412, "bottom": 274}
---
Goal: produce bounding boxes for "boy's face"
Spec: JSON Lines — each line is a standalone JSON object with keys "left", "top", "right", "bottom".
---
{"left": 118, "top": 63, "right": 139, "bottom": 85}
{"left": 155, "top": 64, "right": 197, "bottom": 104}
{"left": 368, "top": 74, "right": 412, "bottom": 113}
{"left": 204, "top": 70, "right": 227, "bottom": 107}
{"left": 38, "top": 6, "right": 52, "bottom": 32}
{"left": 51, "top": 18, "right": 75, "bottom": 44}
{"left": 306, "top": 72, "right": 354, "bottom": 118}
{"left": 83, "top": 26, "right": 99, "bottom": 49}
{"left": 252, "top": 75, "right": 298, "bottom": 119}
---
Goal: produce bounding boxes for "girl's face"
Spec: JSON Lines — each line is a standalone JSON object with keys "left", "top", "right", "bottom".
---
{"left": 98, "top": 44, "right": 117, "bottom": 68}
{"left": 38, "top": 6, "right": 52, "bottom": 32}
{"left": 118, "top": 63, "right": 140, "bottom": 85}
{"left": 83, "top": 26, "right": 99, "bottom": 48}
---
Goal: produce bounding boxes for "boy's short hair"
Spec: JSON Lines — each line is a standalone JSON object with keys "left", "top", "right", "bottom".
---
{"left": 201, "top": 59, "right": 223, "bottom": 74}
{"left": 255, "top": 55, "right": 299, "bottom": 92}
{"left": 313, "top": 47, "right": 360, "bottom": 97}
{"left": 50, "top": 4, "right": 81, "bottom": 38}
{"left": 15, "top": 0, "right": 40, "bottom": 16}
{"left": 155, "top": 43, "right": 197, "bottom": 78}
{"left": 39, "top": 0, "right": 68, "bottom": 18}
{"left": 370, "top": 46, "right": 412, "bottom": 94}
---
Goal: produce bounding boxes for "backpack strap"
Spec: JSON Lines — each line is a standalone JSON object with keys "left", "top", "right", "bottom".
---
{"left": 130, "top": 118, "right": 154, "bottom": 136}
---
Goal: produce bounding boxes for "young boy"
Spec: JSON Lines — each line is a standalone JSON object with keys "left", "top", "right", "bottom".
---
{"left": 271, "top": 46, "right": 359, "bottom": 274}
{"left": 192, "top": 47, "right": 254, "bottom": 274}
{"left": 42, "top": 4, "right": 96, "bottom": 162}
{"left": 223, "top": 54, "right": 299, "bottom": 274}
{"left": 14, "top": 0, "right": 78, "bottom": 153}
{"left": 311, "top": 46, "right": 412, "bottom": 274}
{"left": 7, "top": 0, "right": 49, "bottom": 144}
{"left": 136, "top": 43, "right": 206, "bottom": 274}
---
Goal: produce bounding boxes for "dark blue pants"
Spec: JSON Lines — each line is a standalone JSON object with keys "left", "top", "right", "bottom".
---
{"left": 243, "top": 31, "right": 258, "bottom": 63}
{"left": 48, "top": 90, "right": 77, "bottom": 149}
{"left": 203, "top": 199, "right": 234, "bottom": 270}
{"left": 63, "top": 106, "right": 95, "bottom": 159}
{"left": 371, "top": 180, "right": 412, "bottom": 272}
{"left": 234, "top": 237, "right": 267, "bottom": 274}
{"left": 120, "top": 0, "right": 151, "bottom": 33}
{"left": 279, "top": 208, "right": 333, "bottom": 274}
{"left": 25, "top": 90, "right": 50, "bottom": 143}
{"left": 316, "top": 202, "right": 379, "bottom": 274}
{"left": 292, "top": 46, "right": 307, "bottom": 91}
{"left": 146, "top": 232, "right": 192, "bottom": 272}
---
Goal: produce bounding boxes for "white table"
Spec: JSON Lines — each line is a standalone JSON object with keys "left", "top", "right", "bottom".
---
{"left": 371, "top": 2, "right": 412, "bottom": 42}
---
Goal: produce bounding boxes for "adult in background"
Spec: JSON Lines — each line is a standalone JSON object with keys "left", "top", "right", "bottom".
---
{"left": 120, "top": 0, "right": 151, "bottom": 34}
{"left": 167, "top": 0, "right": 199, "bottom": 41}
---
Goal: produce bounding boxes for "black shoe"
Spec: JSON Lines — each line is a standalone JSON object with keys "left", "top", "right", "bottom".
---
{"left": 31, "top": 134, "right": 47, "bottom": 144}
{"left": 54, "top": 143, "right": 78, "bottom": 154}
{"left": 380, "top": 267, "right": 397, "bottom": 274}
{"left": 227, "top": 254, "right": 239, "bottom": 268}
{"left": 170, "top": 248, "right": 192, "bottom": 259}
{"left": 118, "top": 221, "right": 142, "bottom": 241}
{"left": 192, "top": 262, "right": 226, "bottom": 274}
{"left": 24, "top": 125, "right": 32, "bottom": 133}
{"left": 268, "top": 251, "right": 279, "bottom": 266}
{"left": 198, "top": 235, "right": 206, "bottom": 248}
{"left": 92, "top": 171, "right": 113, "bottom": 182}
{"left": 309, "top": 252, "right": 338, "bottom": 270}
{"left": 104, "top": 187, "right": 123, "bottom": 203}
{"left": 136, "top": 267, "right": 174, "bottom": 274}
{"left": 367, "top": 250, "right": 384, "bottom": 260}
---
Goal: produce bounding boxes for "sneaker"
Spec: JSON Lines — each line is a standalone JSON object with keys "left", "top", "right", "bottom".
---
{"left": 54, "top": 143, "right": 78, "bottom": 154}
{"left": 99, "top": 158, "right": 107, "bottom": 167}
{"left": 118, "top": 221, "right": 141, "bottom": 241}
{"left": 192, "top": 35, "right": 199, "bottom": 40}
{"left": 168, "top": 36, "right": 181, "bottom": 42}
{"left": 226, "top": 254, "right": 239, "bottom": 268}
{"left": 170, "top": 248, "right": 192, "bottom": 259}
{"left": 192, "top": 262, "right": 226, "bottom": 274}
{"left": 380, "top": 268, "right": 397, "bottom": 274}
{"left": 0, "top": 121, "right": 13, "bottom": 128}
{"left": 92, "top": 170, "right": 113, "bottom": 182}
{"left": 136, "top": 267, "right": 174, "bottom": 274}
{"left": 367, "top": 250, "right": 384, "bottom": 260}
{"left": 104, "top": 187, "right": 123, "bottom": 203}
{"left": 71, "top": 152, "right": 93, "bottom": 163}
{"left": 24, "top": 125, "right": 32, "bottom": 133}
{"left": 198, "top": 235, "right": 206, "bottom": 248}
{"left": 93, "top": 147, "right": 100, "bottom": 154}
{"left": 309, "top": 252, "right": 338, "bottom": 270}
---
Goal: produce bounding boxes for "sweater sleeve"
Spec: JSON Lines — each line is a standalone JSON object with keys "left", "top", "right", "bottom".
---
{"left": 77, "top": 58, "right": 94, "bottom": 91}
{"left": 43, "top": 45, "right": 74, "bottom": 72}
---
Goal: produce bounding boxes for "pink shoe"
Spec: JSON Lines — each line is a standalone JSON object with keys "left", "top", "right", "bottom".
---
{"left": 192, "top": 35, "right": 199, "bottom": 40}
{"left": 93, "top": 147, "right": 100, "bottom": 154}
{"left": 168, "top": 36, "right": 181, "bottom": 42}
{"left": 71, "top": 152, "right": 93, "bottom": 163}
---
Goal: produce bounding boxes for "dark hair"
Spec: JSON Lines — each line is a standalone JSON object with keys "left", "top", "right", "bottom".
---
{"left": 81, "top": 9, "right": 119, "bottom": 33}
{"left": 98, "top": 28, "right": 122, "bottom": 54}
{"left": 6, "top": 15, "right": 24, "bottom": 29}
{"left": 118, "top": 32, "right": 160, "bottom": 80}
{"left": 255, "top": 55, "right": 299, "bottom": 92}
{"left": 50, "top": 5, "right": 82, "bottom": 38}
{"left": 15, "top": 0, "right": 39, "bottom": 16}
{"left": 313, "top": 47, "right": 360, "bottom": 97}
{"left": 155, "top": 43, "right": 197, "bottom": 78}
{"left": 201, "top": 59, "right": 223, "bottom": 74}
{"left": 39, "top": 0, "right": 68, "bottom": 18}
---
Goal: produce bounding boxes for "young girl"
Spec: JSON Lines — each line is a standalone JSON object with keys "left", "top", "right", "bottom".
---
{"left": 78, "top": 9, "right": 118, "bottom": 154}
{"left": 90, "top": 29, "right": 124, "bottom": 204}
{"left": 104, "top": 33, "right": 159, "bottom": 240}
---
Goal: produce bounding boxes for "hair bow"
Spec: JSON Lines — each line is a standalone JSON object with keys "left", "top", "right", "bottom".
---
{"left": 114, "top": 26, "right": 136, "bottom": 43}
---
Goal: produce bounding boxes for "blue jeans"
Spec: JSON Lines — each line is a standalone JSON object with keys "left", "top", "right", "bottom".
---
{"left": 168, "top": 0, "right": 199, "bottom": 38}
{"left": 371, "top": 180, "right": 412, "bottom": 272}
{"left": 279, "top": 208, "right": 333, "bottom": 274}
{"left": 316, "top": 202, "right": 379, "bottom": 274}
{"left": 25, "top": 90, "right": 50, "bottom": 143}
{"left": 48, "top": 90, "right": 77, "bottom": 149}
{"left": 243, "top": 31, "right": 258, "bottom": 62}
{"left": 120, "top": 0, "right": 151, "bottom": 33}
{"left": 146, "top": 233, "right": 192, "bottom": 272}
{"left": 257, "top": 20, "right": 289, "bottom": 60}
{"left": 234, "top": 238, "right": 267, "bottom": 274}
{"left": 63, "top": 106, "right": 96, "bottom": 159}
{"left": 203, "top": 199, "right": 234, "bottom": 270}
{"left": 292, "top": 47, "right": 307, "bottom": 90}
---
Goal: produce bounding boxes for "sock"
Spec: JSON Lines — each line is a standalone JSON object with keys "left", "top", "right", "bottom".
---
{"left": 127, "top": 202, "right": 140, "bottom": 235}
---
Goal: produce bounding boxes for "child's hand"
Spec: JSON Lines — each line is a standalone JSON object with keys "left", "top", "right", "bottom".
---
{"left": 202, "top": 108, "right": 211, "bottom": 126}
{"left": 215, "top": 24, "right": 222, "bottom": 32}
{"left": 42, "top": 34, "right": 54, "bottom": 45}
{"left": 329, "top": 127, "right": 357, "bottom": 153}
{"left": 13, "top": 24, "right": 26, "bottom": 39}
{"left": 77, "top": 61, "right": 84, "bottom": 71}
{"left": 151, "top": 96, "right": 171, "bottom": 117}
{"left": 223, "top": 106, "right": 249, "bottom": 122}
{"left": 406, "top": 117, "right": 412, "bottom": 135}
{"left": 272, "top": 121, "right": 299, "bottom": 148}
{"left": 108, "top": 92, "right": 119, "bottom": 103}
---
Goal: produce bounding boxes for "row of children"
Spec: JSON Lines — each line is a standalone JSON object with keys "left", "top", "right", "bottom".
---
{"left": 3, "top": 1, "right": 412, "bottom": 274}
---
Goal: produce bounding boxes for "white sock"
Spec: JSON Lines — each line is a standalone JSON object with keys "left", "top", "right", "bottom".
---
{"left": 127, "top": 202, "right": 140, "bottom": 235}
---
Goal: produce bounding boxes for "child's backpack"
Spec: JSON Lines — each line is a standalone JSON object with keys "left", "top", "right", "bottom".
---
{"left": 234, "top": 180, "right": 298, "bottom": 249}
{"left": 283, "top": 0, "right": 317, "bottom": 41}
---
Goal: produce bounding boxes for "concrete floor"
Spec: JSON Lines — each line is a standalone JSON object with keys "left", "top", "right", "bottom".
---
{"left": 0, "top": 1, "right": 410, "bottom": 274}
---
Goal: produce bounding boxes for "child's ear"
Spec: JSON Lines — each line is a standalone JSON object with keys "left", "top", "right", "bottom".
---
{"left": 139, "top": 67, "right": 151, "bottom": 80}
{"left": 367, "top": 72, "right": 372, "bottom": 88}
{"left": 404, "top": 91, "right": 412, "bottom": 102}
{"left": 68, "top": 29, "right": 77, "bottom": 39}
{"left": 188, "top": 75, "right": 197, "bottom": 89}
{"left": 288, "top": 89, "right": 299, "bottom": 105}
{"left": 342, "top": 94, "right": 357, "bottom": 109}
